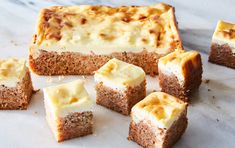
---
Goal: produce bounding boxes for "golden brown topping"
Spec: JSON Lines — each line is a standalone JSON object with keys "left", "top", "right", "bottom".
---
{"left": 132, "top": 92, "right": 187, "bottom": 128}
{"left": 222, "top": 29, "right": 235, "bottom": 38}
{"left": 32, "top": 3, "right": 182, "bottom": 51}
{"left": 33, "top": 34, "right": 37, "bottom": 44}
{"left": 213, "top": 20, "right": 235, "bottom": 40}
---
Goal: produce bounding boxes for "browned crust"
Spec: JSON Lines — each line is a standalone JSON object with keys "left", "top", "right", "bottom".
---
{"left": 209, "top": 43, "right": 235, "bottom": 69}
{"left": 95, "top": 80, "right": 146, "bottom": 115}
{"left": 29, "top": 50, "right": 165, "bottom": 76}
{"left": 128, "top": 110, "right": 188, "bottom": 148}
{"left": 57, "top": 111, "right": 93, "bottom": 142}
{"left": 159, "top": 54, "right": 202, "bottom": 102}
{"left": 169, "top": 7, "right": 183, "bottom": 50}
{"left": 0, "top": 70, "right": 33, "bottom": 110}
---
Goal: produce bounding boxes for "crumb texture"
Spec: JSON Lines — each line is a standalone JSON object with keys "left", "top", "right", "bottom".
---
{"left": 209, "top": 43, "right": 235, "bottom": 69}
{"left": 30, "top": 50, "right": 162, "bottom": 76}
{"left": 57, "top": 111, "right": 93, "bottom": 142}
{"left": 128, "top": 110, "right": 187, "bottom": 148}
{"left": 0, "top": 71, "right": 33, "bottom": 109}
{"left": 96, "top": 80, "right": 146, "bottom": 115}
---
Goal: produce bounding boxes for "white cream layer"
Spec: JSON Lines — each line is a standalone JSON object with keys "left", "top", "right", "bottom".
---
{"left": 131, "top": 92, "right": 186, "bottom": 129}
{"left": 0, "top": 58, "right": 27, "bottom": 87}
{"left": 43, "top": 80, "right": 94, "bottom": 119}
{"left": 94, "top": 58, "right": 145, "bottom": 91}
{"left": 30, "top": 45, "right": 170, "bottom": 59}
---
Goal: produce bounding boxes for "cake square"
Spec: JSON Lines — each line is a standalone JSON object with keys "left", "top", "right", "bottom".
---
{"left": 94, "top": 58, "right": 146, "bottom": 115}
{"left": 29, "top": 3, "right": 182, "bottom": 76}
{"left": 0, "top": 58, "right": 33, "bottom": 109}
{"left": 209, "top": 20, "right": 235, "bottom": 69}
{"left": 43, "top": 80, "right": 94, "bottom": 142}
{"left": 128, "top": 92, "right": 187, "bottom": 148}
{"left": 158, "top": 50, "right": 202, "bottom": 101}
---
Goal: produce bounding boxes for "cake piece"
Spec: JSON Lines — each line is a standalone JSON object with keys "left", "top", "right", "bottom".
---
{"left": 209, "top": 20, "right": 235, "bottom": 69}
{"left": 43, "top": 80, "right": 93, "bottom": 142}
{"left": 29, "top": 3, "right": 182, "bottom": 76}
{"left": 0, "top": 58, "right": 33, "bottom": 109}
{"left": 94, "top": 58, "right": 146, "bottom": 115}
{"left": 158, "top": 50, "right": 202, "bottom": 101}
{"left": 128, "top": 92, "right": 188, "bottom": 148}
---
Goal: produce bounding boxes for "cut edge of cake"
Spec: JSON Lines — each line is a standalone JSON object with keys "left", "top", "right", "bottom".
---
{"left": 158, "top": 49, "right": 202, "bottom": 101}
{"left": 0, "top": 58, "right": 34, "bottom": 110}
{"left": 43, "top": 80, "right": 94, "bottom": 142}
{"left": 128, "top": 92, "right": 188, "bottom": 147}
{"left": 29, "top": 3, "right": 183, "bottom": 76}
{"left": 209, "top": 20, "right": 235, "bottom": 69}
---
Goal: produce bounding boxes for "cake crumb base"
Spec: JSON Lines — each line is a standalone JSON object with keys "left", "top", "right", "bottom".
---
{"left": 209, "top": 43, "right": 235, "bottom": 69}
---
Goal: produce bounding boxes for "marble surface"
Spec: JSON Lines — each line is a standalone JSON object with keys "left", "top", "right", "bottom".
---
{"left": 0, "top": 0, "right": 235, "bottom": 148}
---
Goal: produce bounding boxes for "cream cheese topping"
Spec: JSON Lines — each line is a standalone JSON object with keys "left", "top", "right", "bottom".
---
{"left": 94, "top": 58, "right": 145, "bottom": 91}
{"left": 0, "top": 58, "right": 27, "bottom": 87}
{"left": 43, "top": 80, "right": 93, "bottom": 119}
{"left": 30, "top": 3, "right": 182, "bottom": 58}
{"left": 131, "top": 92, "right": 187, "bottom": 129}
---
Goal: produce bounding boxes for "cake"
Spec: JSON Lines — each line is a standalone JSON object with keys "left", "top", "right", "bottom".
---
{"left": 158, "top": 50, "right": 202, "bottom": 101}
{"left": 43, "top": 80, "right": 93, "bottom": 142}
{"left": 209, "top": 20, "right": 235, "bottom": 69}
{"left": 0, "top": 58, "right": 33, "bottom": 109}
{"left": 29, "top": 3, "right": 182, "bottom": 76}
{"left": 94, "top": 58, "right": 146, "bottom": 115}
{"left": 128, "top": 92, "right": 188, "bottom": 148}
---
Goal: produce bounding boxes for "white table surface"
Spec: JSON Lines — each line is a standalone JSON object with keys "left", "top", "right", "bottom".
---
{"left": 0, "top": 0, "right": 235, "bottom": 148}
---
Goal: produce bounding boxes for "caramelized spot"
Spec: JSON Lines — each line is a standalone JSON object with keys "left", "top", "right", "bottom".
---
{"left": 63, "top": 12, "right": 76, "bottom": 17}
{"left": 168, "top": 56, "right": 176, "bottom": 61}
{"left": 222, "top": 29, "right": 235, "bottom": 38}
{"left": 138, "top": 15, "right": 147, "bottom": 20}
{"left": 69, "top": 97, "right": 79, "bottom": 104}
{"left": 121, "top": 16, "right": 132, "bottom": 23}
{"left": 99, "top": 33, "right": 115, "bottom": 41}
{"left": 43, "top": 9, "right": 54, "bottom": 21}
{"left": 91, "top": 6, "right": 98, "bottom": 11}
{"left": 80, "top": 18, "right": 87, "bottom": 25}
{"left": 149, "top": 29, "right": 155, "bottom": 34}
{"left": 33, "top": 34, "right": 37, "bottom": 44}
{"left": 100, "top": 62, "right": 118, "bottom": 75}
{"left": 141, "top": 38, "right": 148, "bottom": 44}
{"left": 63, "top": 22, "right": 73, "bottom": 28}
{"left": 46, "top": 32, "right": 61, "bottom": 40}
{"left": 154, "top": 107, "right": 165, "bottom": 119}
{"left": 152, "top": 15, "right": 159, "bottom": 21}
{"left": 0, "top": 69, "right": 8, "bottom": 77}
